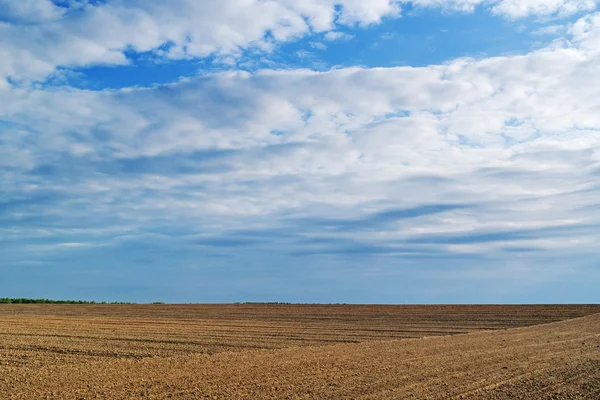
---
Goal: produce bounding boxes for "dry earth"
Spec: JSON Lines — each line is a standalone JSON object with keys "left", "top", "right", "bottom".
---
{"left": 1, "top": 304, "right": 599, "bottom": 399}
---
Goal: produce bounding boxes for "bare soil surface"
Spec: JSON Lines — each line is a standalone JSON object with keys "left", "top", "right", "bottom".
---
{"left": 1, "top": 304, "right": 599, "bottom": 399}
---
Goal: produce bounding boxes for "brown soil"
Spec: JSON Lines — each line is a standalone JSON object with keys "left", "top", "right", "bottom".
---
{"left": 1, "top": 304, "right": 599, "bottom": 399}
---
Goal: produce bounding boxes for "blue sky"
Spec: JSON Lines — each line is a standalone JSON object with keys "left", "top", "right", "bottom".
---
{"left": 1, "top": 0, "right": 600, "bottom": 303}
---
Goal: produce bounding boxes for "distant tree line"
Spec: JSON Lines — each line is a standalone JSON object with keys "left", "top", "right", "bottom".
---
{"left": 0, "top": 298, "right": 135, "bottom": 304}
{"left": 0, "top": 299, "right": 348, "bottom": 305}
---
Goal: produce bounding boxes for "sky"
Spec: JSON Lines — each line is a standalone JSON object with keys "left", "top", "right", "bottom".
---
{"left": 1, "top": 0, "right": 600, "bottom": 304}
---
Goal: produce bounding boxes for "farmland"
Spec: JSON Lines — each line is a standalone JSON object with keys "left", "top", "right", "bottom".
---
{"left": 1, "top": 304, "right": 599, "bottom": 399}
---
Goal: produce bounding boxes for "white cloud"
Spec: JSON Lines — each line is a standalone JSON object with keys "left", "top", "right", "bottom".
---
{"left": 532, "top": 24, "right": 568, "bottom": 35}
{"left": 2, "top": 14, "right": 600, "bottom": 259}
{"left": 570, "top": 11, "right": 600, "bottom": 50}
{"left": 408, "top": 0, "right": 598, "bottom": 17}
{"left": 324, "top": 31, "right": 355, "bottom": 41}
{"left": 407, "top": 0, "right": 484, "bottom": 13}
{"left": 0, "top": 0, "right": 404, "bottom": 84}
{"left": 334, "top": 0, "right": 402, "bottom": 25}
{"left": 2, "top": 8, "right": 600, "bottom": 297}
{"left": 309, "top": 42, "right": 328, "bottom": 50}
{"left": 296, "top": 50, "right": 315, "bottom": 59}
{"left": 490, "top": 0, "right": 597, "bottom": 18}
{"left": 1, "top": 0, "right": 598, "bottom": 86}
{"left": 0, "top": 0, "right": 64, "bottom": 23}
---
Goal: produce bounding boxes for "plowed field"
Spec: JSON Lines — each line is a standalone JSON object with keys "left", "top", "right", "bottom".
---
{"left": 1, "top": 304, "right": 599, "bottom": 399}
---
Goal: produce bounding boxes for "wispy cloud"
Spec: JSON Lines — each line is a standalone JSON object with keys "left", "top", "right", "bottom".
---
{"left": 324, "top": 31, "right": 355, "bottom": 41}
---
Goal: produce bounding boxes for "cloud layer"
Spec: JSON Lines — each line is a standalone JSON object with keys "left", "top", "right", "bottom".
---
{"left": 1, "top": 0, "right": 598, "bottom": 84}
{"left": 1, "top": 2, "right": 600, "bottom": 301}
{"left": 3, "top": 13, "right": 600, "bottom": 249}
